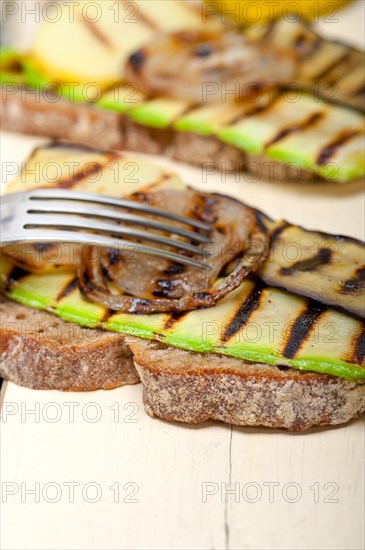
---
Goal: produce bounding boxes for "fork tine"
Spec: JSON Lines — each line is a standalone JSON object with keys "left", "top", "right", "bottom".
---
{"left": 25, "top": 214, "right": 208, "bottom": 256}
{"left": 29, "top": 189, "right": 212, "bottom": 232}
{"left": 27, "top": 200, "right": 211, "bottom": 244}
{"left": 15, "top": 229, "right": 210, "bottom": 270}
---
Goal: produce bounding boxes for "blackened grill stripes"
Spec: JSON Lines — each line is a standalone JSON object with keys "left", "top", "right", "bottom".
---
{"left": 7, "top": 266, "right": 29, "bottom": 285}
{"left": 102, "top": 308, "right": 120, "bottom": 323}
{"left": 56, "top": 277, "right": 78, "bottom": 301}
{"left": 316, "top": 130, "right": 360, "bottom": 165}
{"left": 280, "top": 248, "right": 332, "bottom": 275}
{"left": 312, "top": 52, "right": 350, "bottom": 82}
{"left": 222, "top": 282, "right": 263, "bottom": 342}
{"left": 56, "top": 155, "right": 118, "bottom": 188}
{"left": 283, "top": 301, "right": 326, "bottom": 359}
{"left": 270, "top": 221, "right": 291, "bottom": 243}
{"left": 119, "top": 0, "right": 159, "bottom": 31}
{"left": 265, "top": 112, "right": 323, "bottom": 148}
{"left": 254, "top": 210, "right": 271, "bottom": 234}
{"left": 353, "top": 328, "right": 365, "bottom": 365}
{"left": 81, "top": 18, "right": 113, "bottom": 49}
{"left": 341, "top": 265, "right": 365, "bottom": 294}
{"left": 163, "top": 312, "right": 187, "bottom": 331}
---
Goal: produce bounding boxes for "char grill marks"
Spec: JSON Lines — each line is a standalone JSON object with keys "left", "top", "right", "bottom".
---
{"left": 316, "top": 131, "right": 361, "bottom": 166}
{"left": 282, "top": 301, "right": 326, "bottom": 359}
{"left": 222, "top": 281, "right": 263, "bottom": 341}
{"left": 163, "top": 311, "right": 187, "bottom": 331}
{"left": 57, "top": 153, "right": 119, "bottom": 189}
{"left": 81, "top": 18, "right": 114, "bottom": 49}
{"left": 353, "top": 328, "right": 365, "bottom": 364}
{"left": 118, "top": 0, "right": 159, "bottom": 31}
{"left": 217, "top": 282, "right": 364, "bottom": 368}
{"left": 265, "top": 112, "right": 324, "bottom": 148}
{"left": 341, "top": 266, "right": 365, "bottom": 293}
{"left": 56, "top": 276, "right": 78, "bottom": 301}
{"left": 246, "top": 19, "right": 365, "bottom": 111}
{"left": 7, "top": 266, "right": 29, "bottom": 288}
{"left": 280, "top": 248, "right": 332, "bottom": 275}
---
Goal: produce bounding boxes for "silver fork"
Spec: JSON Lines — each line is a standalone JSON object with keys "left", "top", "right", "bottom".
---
{"left": 1, "top": 190, "right": 212, "bottom": 269}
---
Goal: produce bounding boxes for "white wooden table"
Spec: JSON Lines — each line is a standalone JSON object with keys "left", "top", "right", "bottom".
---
{"left": 1, "top": 3, "right": 365, "bottom": 548}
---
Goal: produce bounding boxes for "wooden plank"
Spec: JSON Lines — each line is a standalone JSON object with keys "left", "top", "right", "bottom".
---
{"left": 1, "top": 380, "right": 364, "bottom": 549}
{"left": 1, "top": 382, "right": 230, "bottom": 550}
{"left": 228, "top": 421, "right": 365, "bottom": 550}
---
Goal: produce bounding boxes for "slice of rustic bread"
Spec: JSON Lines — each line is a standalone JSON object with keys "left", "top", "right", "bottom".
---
{"left": 129, "top": 338, "right": 365, "bottom": 430}
{"left": 0, "top": 295, "right": 139, "bottom": 391}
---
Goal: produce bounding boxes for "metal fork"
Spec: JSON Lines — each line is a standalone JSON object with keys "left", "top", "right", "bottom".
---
{"left": 1, "top": 190, "right": 212, "bottom": 269}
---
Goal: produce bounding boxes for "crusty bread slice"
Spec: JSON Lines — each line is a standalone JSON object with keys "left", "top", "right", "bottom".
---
{"left": 129, "top": 338, "right": 365, "bottom": 431}
{"left": 0, "top": 295, "right": 139, "bottom": 391}
{"left": 1, "top": 89, "right": 317, "bottom": 180}
{"left": 1, "top": 294, "right": 364, "bottom": 429}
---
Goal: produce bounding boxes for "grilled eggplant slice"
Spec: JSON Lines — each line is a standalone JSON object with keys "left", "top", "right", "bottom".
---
{"left": 259, "top": 222, "right": 365, "bottom": 318}
{"left": 78, "top": 189, "right": 269, "bottom": 313}
{"left": 245, "top": 19, "right": 365, "bottom": 112}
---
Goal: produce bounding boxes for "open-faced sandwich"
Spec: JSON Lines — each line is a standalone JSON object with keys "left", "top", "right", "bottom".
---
{"left": 1, "top": 143, "right": 364, "bottom": 430}
{"left": 1, "top": 1, "right": 364, "bottom": 183}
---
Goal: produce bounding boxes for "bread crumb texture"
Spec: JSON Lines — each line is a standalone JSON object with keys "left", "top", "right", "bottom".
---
{"left": 130, "top": 339, "right": 365, "bottom": 430}
{"left": 0, "top": 296, "right": 139, "bottom": 390}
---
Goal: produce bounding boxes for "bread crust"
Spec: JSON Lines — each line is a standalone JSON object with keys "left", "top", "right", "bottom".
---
{"left": 129, "top": 339, "right": 365, "bottom": 431}
{"left": 0, "top": 296, "right": 139, "bottom": 391}
{"left": 1, "top": 87, "right": 316, "bottom": 180}
{"left": 0, "top": 88, "right": 123, "bottom": 149}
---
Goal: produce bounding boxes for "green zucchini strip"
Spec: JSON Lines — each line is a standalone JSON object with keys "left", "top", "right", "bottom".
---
{"left": 1, "top": 254, "right": 364, "bottom": 382}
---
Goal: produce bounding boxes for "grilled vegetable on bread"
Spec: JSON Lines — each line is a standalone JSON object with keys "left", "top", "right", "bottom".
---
{"left": 1, "top": 11, "right": 364, "bottom": 182}
{"left": 1, "top": 143, "right": 364, "bottom": 387}
{"left": 1, "top": 291, "right": 363, "bottom": 430}
{"left": 1, "top": 143, "right": 364, "bottom": 430}
{"left": 2, "top": 61, "right": 363, "bottom": 182}
{"left": 129, "top": 337, "right": 365, "bottom": 430}
{"left": 5, "top": 144, "right": 363, "bottom": 318}
{"left": 2, "top": 253, "right": 365, "bottom": 382}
